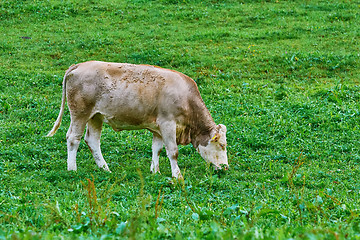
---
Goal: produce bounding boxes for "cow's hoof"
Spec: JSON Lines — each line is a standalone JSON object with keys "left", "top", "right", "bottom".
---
{"left": 102, "top": 167, "right": 111, "bottom": 173}
{"left": 172, "top": 172, "right": 184, "bottom": 180}
{"left": 150, "top": 169, "right": 161, "bottom": 174}
{"left": 169, "top": 176, "right": 184, "bottom": 186}
{"left": 150, "top": 166, "right": 160, "bottom": 174}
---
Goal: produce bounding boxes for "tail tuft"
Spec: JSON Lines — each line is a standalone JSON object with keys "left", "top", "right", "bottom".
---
{"left": 46, "top": 112, "right": 63, "bottom": 137}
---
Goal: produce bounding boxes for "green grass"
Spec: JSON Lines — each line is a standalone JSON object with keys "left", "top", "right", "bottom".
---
{"left": 1, "top": 0, "right": 360, "bottom": 239}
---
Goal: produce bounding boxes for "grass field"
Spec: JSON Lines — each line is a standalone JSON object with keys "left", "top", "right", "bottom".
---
{"left": 1, "top": 0, "right": 360, "bottom": 239}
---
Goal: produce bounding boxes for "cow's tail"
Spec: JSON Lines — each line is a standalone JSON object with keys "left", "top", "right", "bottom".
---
{"left": 46, "top": 64, "right": 78, "bottom": 137}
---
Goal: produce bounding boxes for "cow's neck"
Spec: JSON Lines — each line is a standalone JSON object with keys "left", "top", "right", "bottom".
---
{"left": 190, "top": 99, "right": 217, "bottom": 149}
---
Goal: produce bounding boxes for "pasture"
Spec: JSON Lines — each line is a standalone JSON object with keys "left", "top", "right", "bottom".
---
{"left": 1, "top": 0, "right": 360, "bottom": 239}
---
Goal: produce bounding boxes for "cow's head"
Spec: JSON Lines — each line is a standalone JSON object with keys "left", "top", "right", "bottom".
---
{"left": 197, "top": 124, "right": 228, "bottom": 170}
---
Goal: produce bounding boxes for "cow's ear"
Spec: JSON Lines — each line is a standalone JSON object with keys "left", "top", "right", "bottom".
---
{"left": 211, "top": 132, "right": 220, "bottom": 142}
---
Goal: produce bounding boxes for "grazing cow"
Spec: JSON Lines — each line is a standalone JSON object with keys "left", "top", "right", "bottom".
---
{"left": 47, "top": 61, "right": 228, "bottom": 178}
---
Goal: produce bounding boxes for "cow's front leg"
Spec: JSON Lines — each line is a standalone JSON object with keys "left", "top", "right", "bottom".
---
{"left": 159, "top": 121, "right": 182, "bottom": 179}
{"left": 167, "top": 145, "right": 182, "bottom": 179}
{"left": 151, "top": 134, "right": 163, "bottom": 174}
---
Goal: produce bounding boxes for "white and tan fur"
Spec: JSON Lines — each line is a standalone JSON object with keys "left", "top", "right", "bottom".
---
{"left": 47, "top": 61, "right": 228, "bottom": 178}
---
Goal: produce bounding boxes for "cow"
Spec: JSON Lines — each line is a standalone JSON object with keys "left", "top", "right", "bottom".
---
{"left": 47, "top": 61, "right": 228, "bottom": 178}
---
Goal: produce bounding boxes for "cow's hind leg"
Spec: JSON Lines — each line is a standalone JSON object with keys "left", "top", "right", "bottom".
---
{"left": 66, "top": 118, "right": 87, "bottom": 171}
{"left": 151, "top": 133, "right": 163, "bottom": 174}
{"left": 84, "top": 114, "right": 110, "bottom": 172}
{"left": 159, "top": 121, "right": 182, "bottom": 179}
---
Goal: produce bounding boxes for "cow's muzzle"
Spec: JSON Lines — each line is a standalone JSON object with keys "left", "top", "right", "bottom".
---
{"left": 214, "top": 164, "right": 229, "bottom": 172}
{"left": 221, "top": 164, "right": 229, "bottom": 171}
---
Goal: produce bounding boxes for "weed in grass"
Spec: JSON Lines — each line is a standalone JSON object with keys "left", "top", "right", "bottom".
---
{"left": 44, "top": 200, "right": 70, "bottom": 231}
{"left": 77, "top": 176, "right": 111, "bottom": 229}
{"left": 286, "top": 153, "right": 306, "bottom": 225}
{"left": 154, "top": 186, "right": 164, "bottom": 219}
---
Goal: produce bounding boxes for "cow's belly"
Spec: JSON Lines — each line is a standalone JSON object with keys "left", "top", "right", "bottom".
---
{"left": 103, "top": 114, "right": 160, "bottom": 134}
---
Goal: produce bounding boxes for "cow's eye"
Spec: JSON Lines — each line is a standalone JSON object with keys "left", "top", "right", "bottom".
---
{"left": 219, "top": 143, "right": 225, "bottom": 149}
